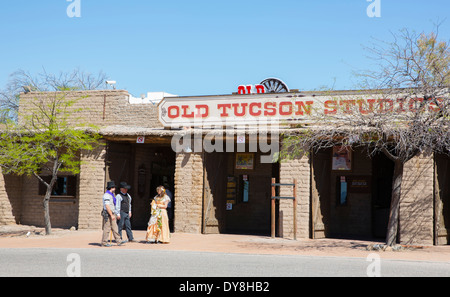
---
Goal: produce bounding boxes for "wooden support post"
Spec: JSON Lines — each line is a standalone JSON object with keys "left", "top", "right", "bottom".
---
{"left": 271, "top": 178, "right": 276, "bottom": 239}
{"left": 271, "top": 178, "right": 298, "bottom": 240}
{"left": 293, "top": 179, "right": 297, "bottom": 241}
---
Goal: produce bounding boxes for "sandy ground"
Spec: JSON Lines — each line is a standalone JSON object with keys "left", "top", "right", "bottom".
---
{"left": 1, "top": 224, "right": 450, "bottom": 262}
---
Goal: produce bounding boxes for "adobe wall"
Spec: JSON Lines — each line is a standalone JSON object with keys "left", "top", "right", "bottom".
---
{"left": 18, "top": 90, "right": 162, "bottom": 129}
{"left": 0, "top": 172, "right": 22, "bottom": 225}
{"left": 19, "top": 175, "right": 79, "bottom": 228}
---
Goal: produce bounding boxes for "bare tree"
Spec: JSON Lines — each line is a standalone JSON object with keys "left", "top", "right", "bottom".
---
{"left": 281, "top": 28, "right": 450, "bottom": 246}
{"left": 0, "top": 68, "right": 108, "bottom": 122}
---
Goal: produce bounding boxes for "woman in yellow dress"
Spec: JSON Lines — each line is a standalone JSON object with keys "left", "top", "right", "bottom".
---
{"left": 146, "top": 186, "right": 171, "bottom": 244}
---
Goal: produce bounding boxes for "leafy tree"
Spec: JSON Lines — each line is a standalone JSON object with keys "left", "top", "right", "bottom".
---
{"left": 0, "top": 91, "right": 101, "bottom": 235}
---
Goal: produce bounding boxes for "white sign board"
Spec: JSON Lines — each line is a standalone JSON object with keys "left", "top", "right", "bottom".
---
{"left": 158, "top": 93, "right": 443, "bottom": 128}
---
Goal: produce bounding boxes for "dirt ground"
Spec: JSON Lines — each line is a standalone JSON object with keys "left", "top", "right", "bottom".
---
{"left": 1, "top": 224, "right": 450, "bottom": 262}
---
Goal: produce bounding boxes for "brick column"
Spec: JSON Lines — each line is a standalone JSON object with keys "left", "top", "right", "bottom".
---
{"left": 399, "top": 153, "right": 434, "bottom": 245}
{"left": 77, "top": 141, "right": 107, "bottom": 230}
{"left": 174, "top": 152, "right": 204, "bottom": 233}
{"left": 279, "top": 153, "right": 311, "bottom": 239}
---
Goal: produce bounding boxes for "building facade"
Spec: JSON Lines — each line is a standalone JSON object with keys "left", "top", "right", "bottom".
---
{"left": 0, "top": 87, "right": 449, "bottom": 246}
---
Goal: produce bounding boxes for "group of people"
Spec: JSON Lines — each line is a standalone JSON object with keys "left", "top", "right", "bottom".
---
{"left": 101, "top": 181, "right": 172, "bottom": 247}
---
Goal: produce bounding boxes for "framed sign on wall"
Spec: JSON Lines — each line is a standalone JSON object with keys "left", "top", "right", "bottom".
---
{"left": 332, "top": 146, "right": 352, "bottom": 171}
{"left": 235, "top": 153, "right": 254, "bottom": 170}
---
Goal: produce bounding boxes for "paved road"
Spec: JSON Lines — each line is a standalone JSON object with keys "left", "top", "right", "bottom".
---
{"left": 0, "top": 248, "right": 449, "bottom": 277}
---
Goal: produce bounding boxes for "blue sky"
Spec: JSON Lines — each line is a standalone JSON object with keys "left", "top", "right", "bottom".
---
{"left": 0, "top": 0, "right": 449, "bottom": 97}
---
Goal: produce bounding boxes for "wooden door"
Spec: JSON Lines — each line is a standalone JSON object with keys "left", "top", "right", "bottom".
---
{"left": 202, "top": 152, "right": 227, "bottom": 234}
{"left": 311, "top": 149, "right": 331, "bottom": 239}
{"left": 105, "top": 143, "right": 133, "bottom": 189}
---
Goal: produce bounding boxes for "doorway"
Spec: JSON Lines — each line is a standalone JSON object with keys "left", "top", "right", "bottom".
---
{"left": 311, "top": 148, "right": 331, "bottom": 239}
{"left": 105, "top": 142, "right": 176, "bottom": 230}
{"left": 435, "top": 153, "right": 450, "bottom": 245}
{"left": 202, "top": 151, "right": 273, "bottom": 235}
{"left": 312, "top": 148, "right": 388, "bottom": 239}
{"left": 371, "top": 152, "right": 394, "bottom": 238}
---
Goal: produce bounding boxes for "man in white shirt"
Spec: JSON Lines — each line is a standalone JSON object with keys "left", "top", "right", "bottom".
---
{"left": 101, "top": 181, "right": 124, "bottom": 247}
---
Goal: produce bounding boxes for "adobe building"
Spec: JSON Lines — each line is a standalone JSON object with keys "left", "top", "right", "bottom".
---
{"left": 0, "top": 79, "right": 449, "bottom": 246}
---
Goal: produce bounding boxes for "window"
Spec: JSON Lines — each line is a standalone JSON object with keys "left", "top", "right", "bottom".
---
{"left": 38, "top": 176, "right": 77, "bottom": 197}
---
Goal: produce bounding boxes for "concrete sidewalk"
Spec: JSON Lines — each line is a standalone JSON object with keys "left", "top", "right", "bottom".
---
{"left": 1, "top": 224, "right": 450, "bottom": 262}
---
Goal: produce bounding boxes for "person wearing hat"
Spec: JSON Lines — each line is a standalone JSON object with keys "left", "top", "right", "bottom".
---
{"left": 101, "top": 181, "right": 124, "bottom": 247}
{"left": 116, "top": 181, "right": 135, "bottom": 242}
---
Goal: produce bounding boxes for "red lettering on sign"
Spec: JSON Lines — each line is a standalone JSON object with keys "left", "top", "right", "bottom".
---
{"left": 340, "top": 100, "right": 356, "bottom": 114}
{"left": 237, "top": 84, "right": 266, "bottom": 94}
{"left": 409, "top": 98, "right": 424, "bottom": 112}
{"left": 195, "top": 105, "right": 209, "bottom": 118}
{"left": 358, "top": 99, "right": 376, "bottom": 115}
{"left": 279, "top": 101, "right": 293, "bottom": 116}
{"left": 217, "top": 104, "right": 231, "bottom": 117}
{"left": 295, "top": 101, "right": 314, "bottom": 115}
{"left": 324, "top": 100, "right": 337, "bottom": 115}
{"left": 255, "top": 84, "right": 265, "bottom": 94}
{"left": 249, "top": 102, "right": 262, "bottom": 116}
{"left": 181, "top": 105, "right": 195, "bottom": 118}
{"left": 237, "top": 86, "right": 246, "bottom": 95}
{"left": 378, "top": 99, "right": 393, "bottom": 113}
{"left": 395, "top": 98, "right": 407, "bottom": 113}
{"left": 232, "top": 103, "right": 248, "bottom": 116}
{"left": 168, "top": 106, "right": 179, "bottom": 119}
{"left": 264, "top": 102, "right": 276, "bottom": 116}
{"left": 428, "top": 98, "right": 443, "bottom": 112}
{"left": 162, "top": 97, "right": 445, "bottom": 126}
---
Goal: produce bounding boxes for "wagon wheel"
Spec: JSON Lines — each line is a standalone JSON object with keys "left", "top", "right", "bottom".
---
{"left": 260, "top": 78, "right": 290, "bottom": 93}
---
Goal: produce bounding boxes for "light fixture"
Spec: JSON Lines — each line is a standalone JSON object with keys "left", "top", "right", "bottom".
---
{"left": 105, "top": 80, "right": 116, "bottom": 90}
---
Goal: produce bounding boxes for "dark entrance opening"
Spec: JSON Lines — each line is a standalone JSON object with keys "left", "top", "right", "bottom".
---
{"left": 312, "top": 148, "right": 394, "bottom": 240}
{"left": 149, "top": 149, "right": 176, "bottom": 232}
{"left": 371, "top": 152, "right": 394, "bottom": 238}
{"left": 435, "top": 153, "right": 450, "bottom": 245}
{"left": 202, "top": 151, "right": 274, "bottom": 235}
{"left": 106, "top": 142, "right": 175, "bottom": 231}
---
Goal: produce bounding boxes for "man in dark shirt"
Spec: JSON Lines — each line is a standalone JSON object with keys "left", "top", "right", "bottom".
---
{"left": 116, "top": 181, "right": 135, "bottom": 242}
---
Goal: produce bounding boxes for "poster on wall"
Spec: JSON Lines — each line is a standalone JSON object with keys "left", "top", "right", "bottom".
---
{"left": 332, "top": 146, "right": 352, "bottom": 171}
{"left": 235, "top": 153, "right": 254, "bottom": 170}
